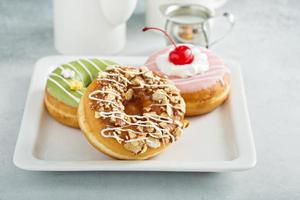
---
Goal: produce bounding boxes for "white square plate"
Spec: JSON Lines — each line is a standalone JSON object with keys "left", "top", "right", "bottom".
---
{"left": 13, "top": 56, "right": 256, "bottom": 172}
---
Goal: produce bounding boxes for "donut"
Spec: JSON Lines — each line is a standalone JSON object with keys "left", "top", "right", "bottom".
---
{"left": 145, "top": 46, "right": 231, "bottom": 116}
{"left": 44, "top": 58, "right": 117, "bottom": 128}
{"left": 78, "top": 66, "right": 187, "bottom": 160}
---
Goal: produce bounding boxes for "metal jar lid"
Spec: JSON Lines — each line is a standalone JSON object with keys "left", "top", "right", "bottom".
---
{"left": 160, "top": 4, "right": 215, "bottom": 25}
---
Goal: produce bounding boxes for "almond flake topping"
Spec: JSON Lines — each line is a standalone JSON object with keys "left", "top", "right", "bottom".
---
{"left": 89, "top": 66, "right": 186, "bottom": 154}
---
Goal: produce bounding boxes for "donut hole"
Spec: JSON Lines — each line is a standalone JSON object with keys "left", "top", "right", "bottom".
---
{"left": 124, "top": 101, "right": 142, "bottom": 115}
{"left": 123, "top": 93, "right": 150, "bottom": 116}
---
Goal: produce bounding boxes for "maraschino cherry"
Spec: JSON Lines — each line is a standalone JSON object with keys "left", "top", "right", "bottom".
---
{"left": 142, "top": 26, "right": 194, "bottom": 65}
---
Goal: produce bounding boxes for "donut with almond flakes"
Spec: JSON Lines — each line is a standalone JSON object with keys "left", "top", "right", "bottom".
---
{"left": 78, "top": 66, "right": 188, "bottom": 159}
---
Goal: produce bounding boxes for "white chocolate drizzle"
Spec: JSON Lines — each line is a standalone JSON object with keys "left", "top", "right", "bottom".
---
{"left": 88, "top": 66, "right": 186, "bottom": 154}
{"left": 77, "top": 59, "right": 94, "bottom": 82}
{"left": 48, "top": 77, "right": 80, "bottom": 103}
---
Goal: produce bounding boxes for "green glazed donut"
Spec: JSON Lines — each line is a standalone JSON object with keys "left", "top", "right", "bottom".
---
{"left": 44, "top": 58, "right": 117, "bottom": 128}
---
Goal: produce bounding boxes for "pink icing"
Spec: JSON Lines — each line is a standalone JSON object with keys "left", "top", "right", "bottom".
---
{"left": 145, "top": 47, "right": 230, "bottom": 93}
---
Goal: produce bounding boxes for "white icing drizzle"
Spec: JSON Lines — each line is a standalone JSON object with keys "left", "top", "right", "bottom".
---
{"left": 132, "top": 83, "right": 173, "bottom": 89}
{"left": 89, "top": 66, "right": 185, "bottom": 150}
{"left": 77, "top": 90, "right": 84, "bottom": 95}
{"left": 50, "top": 73, "right": 83, "bottom": 96}
{"left": 98, "top": 59, "right": 111, "bottom": 67}
{"left": 102, "top": 127, "right": 145, "bottom": 135}
{"left": 150, "top": 103, "right": 184, "bottom": 112}
{"left": 100, "top": 71, "right": 133, "bottom": 85}
{"left": 96, "top": 111, "right": 167, "bottom": 137}
{"left": 89, "top": 95, "right": 124, "bottom": 110}
{"left": 124, "top": 137, "right": 148, "bottom": 143}
{"left": 48, "top": 77, "right": 80, "bottom": 103}
{"left": 85, "top": 59, "right": 102, "bottom": 71}
{"left": 64, "top": 64, "right": 84, "bottom": 83}
{"left": 111, "top": 66, "right": 145, "bottom": 75}
{"left": 97, "top": 111, "right": 171, "bottom": 124}
{"left": 97, "top": 78, "right": 126, "bottom": 88}
{"left": 77, "top": 59, "right": 94, "bottom": 82}
{"left": 89, "top": 89, "right": 121, "bottom": 99}
{"left": 101, "top": 131, "right": 124, "bottom": 143}
{"left": 113, "top": 66, "right": 163, "bottom": 81}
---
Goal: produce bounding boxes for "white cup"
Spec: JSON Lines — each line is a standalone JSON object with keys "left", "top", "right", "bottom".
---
{"left": 53, "top": 0, "right": 137, "bottom": 54}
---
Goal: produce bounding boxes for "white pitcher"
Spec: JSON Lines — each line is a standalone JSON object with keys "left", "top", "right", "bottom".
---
{"left": 53, "top": 0, "right": 137, "bottom": 54}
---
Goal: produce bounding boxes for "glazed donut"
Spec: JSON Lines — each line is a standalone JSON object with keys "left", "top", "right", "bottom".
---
{"left": 145, "top": 46, "right": 231, "bottom": 116}
{"left": 44, "top": 58, "right": 117, "bottom": 128}
{"left": 78, "top": 66, "right": 186, "bottom": 160}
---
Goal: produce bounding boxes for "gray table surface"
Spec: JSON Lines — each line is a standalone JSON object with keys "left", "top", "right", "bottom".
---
{"left": 1, "top": 0, "right": 300, "bottom": 199}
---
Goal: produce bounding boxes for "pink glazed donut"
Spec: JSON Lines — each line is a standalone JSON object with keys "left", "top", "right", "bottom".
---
{"left": 145, "top": 46, "right": 231, "bottom": 116}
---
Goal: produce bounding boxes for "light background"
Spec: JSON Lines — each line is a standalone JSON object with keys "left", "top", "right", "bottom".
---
{"left": 0, "top": 0, "right": 300, "bottom": 199}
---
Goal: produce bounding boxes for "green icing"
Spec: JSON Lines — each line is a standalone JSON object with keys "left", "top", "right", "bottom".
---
{"left": 46, "top": 79, "right": 79, "bottom": 107}
{"left": 46, "top": 58, "right": 117, "bottom": 107}
{"left": 92, "top": 59, "right": 118, "bottom": 70}
{"left": 61, "top": 63, "right": 87, "bottom": 86}
{"left": 103, "top": 59, "right": 118, "bottom": 65}
{"left": 79, "top": 59, "right": 100, "bottom": 80}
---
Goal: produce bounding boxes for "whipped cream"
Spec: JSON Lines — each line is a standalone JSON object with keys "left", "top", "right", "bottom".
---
{"left": 155, "top": 45, "right": 209, "bottom": 78}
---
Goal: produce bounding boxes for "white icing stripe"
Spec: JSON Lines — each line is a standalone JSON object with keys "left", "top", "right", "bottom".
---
{"left": 58, "top": 66, "right": 65, "bottom": 72}
{"left": 77, "top": 59, "right": 94, "bottom": 82}
{"left": 98, "top": 113, "right": 165, "bottom": 139}
{"left": 124, "top": 137, "right": 148, "bottom": 143}
{"left": 89, "top": 89, "right": 121, "bottom": 98}
{"left": 98, "top": 112, "right": 166, "bottom": 139}
{"left": 101, "top": 72, "right": 132, "bottom": 84}
{"left": 48, "top": 77, "right": 80, "bottom": 103}
{"left": 98, "top": 111, "right": 173, "bottom": 124}
{"left": 102, "top": 127, "right": 145, "bottom": 135}
{"left": 97, "top": 59, "right": 110, "bottom": 67}
{"left": 65, "top": 63, "right": 84, "bottom": 82}
{"left": 89, "top": 66, "right": 185, "bottom": 149}
{"left": 97, "top": 78, "right": 126, "bottom": 88}
{"left": 108, "top": 65, "right": 165, "bottom": 82}
{"left": 85, "top": 59, "right": 102, "bottom": 71}
{"left": 101, "top": 127, "right": 149, "bottom": 143}
{"left": 143, "top": 113, "right": 173, "bottom": 123}
{"left": 89, "top": 92, "right": 124, "bottom": 110}
{"left": 101, "top": 131, "right": 124, "bottom": 143}
{"left": 150, "top": 103, "right": 184, "bottom": 112}
{"left": 100, "top": 60, "right": 110, "bottom": 66}
{"left": 111, "top": 66, "right": 145, "bottom": 75}
{"left": 50, "top": 73, "right": 83, "bottom": 96}
{"left": 132, "top": 83, "right": 171, "bottom": 89}
{"left": 166, "top": 131, "right": 175, "bottom": 143}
